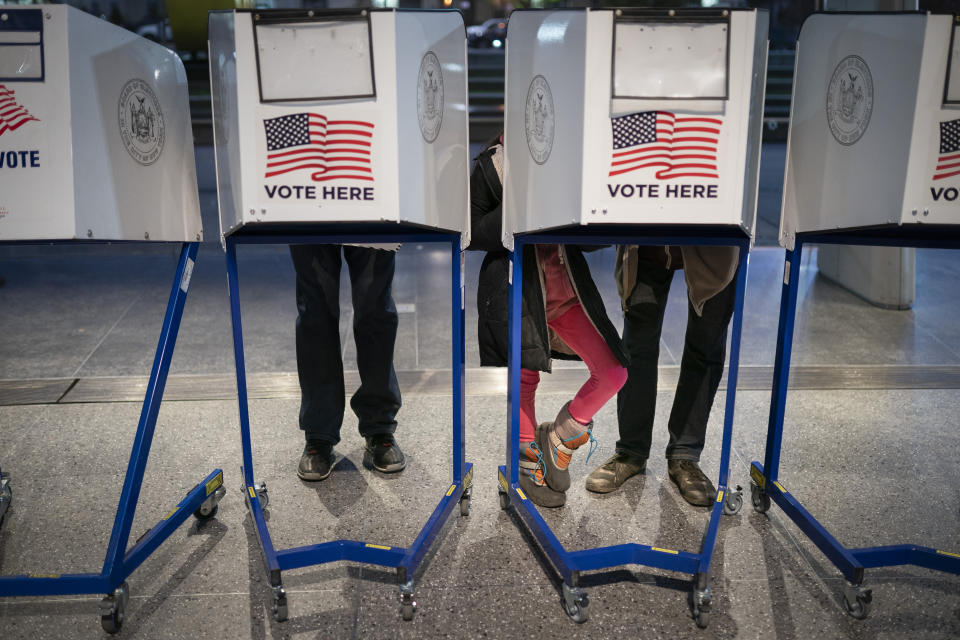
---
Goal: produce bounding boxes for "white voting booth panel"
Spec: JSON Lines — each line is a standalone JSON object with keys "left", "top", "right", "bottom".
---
{"left": 209, "top": 9, "right": 469, "bottom": 238}
{"left": 502, "top": 8, "right": 768, "bottom": 249}
{"left": 780, "top": 12, "right": 960, "bottom": 249}
{"left": 0, "top": 5, "right": 201, "bottom": 242}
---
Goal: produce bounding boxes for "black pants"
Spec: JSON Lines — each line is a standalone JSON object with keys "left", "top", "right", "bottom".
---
{"left": 616, "top": 254, "right": 737, "bottom": 462}
{"left": 290, "top": 245, "right": 402, "bottom": 445}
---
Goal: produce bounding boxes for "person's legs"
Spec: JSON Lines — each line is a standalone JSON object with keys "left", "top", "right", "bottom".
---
{"left": 344, "top": 246, "right": 404, "bottom": 472}
{"left": 538, "top": 303, "right": 627, "bottom": 492}
{"left": 665, "top": 275, "right": 737, "bottom": 506}
{"left": 615, "top": 257, "right": 673, "bottom": 459}
{"left": 291, "top": 244, "right": 346, "bottom": 444}
{"left": 587, "top": 252, "right": 672, "bottom": 493}
{"left": 290, "top": 244, "right": 344, "bottom": 480}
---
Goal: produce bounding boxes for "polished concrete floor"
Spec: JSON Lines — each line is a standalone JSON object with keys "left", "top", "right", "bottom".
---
{"left": 0, "top": 145, "right": 958, "bottom": 639}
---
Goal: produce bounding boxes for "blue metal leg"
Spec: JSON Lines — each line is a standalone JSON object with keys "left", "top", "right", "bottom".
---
{"left": 224, "top": 239, "right": 282, "bottom": 591}
{"left": 761, "top": 243, "right": 804, "bottom": 484}
{"left": 0, "top": 243, "right": 226, "bottom": 618}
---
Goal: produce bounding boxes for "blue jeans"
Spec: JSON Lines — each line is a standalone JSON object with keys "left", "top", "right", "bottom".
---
{"left": 615, "top": 252, "right": 736, "bottom": 462}
{"left": 290, "top": 245, "right": 401, "bottom": 445}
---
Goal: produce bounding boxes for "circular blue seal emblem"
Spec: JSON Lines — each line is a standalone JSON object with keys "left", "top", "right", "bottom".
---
{"left": 525, "top": 75, "right": 555, "bottom": 165}
{"left": 826, "top": 55, "right": 873, "bottom": 146}
{"left": 118, "top": 79, "right": 165, "bottom": 165}
{"left": 417, "top": 51, "right": 444, "bottom": 144}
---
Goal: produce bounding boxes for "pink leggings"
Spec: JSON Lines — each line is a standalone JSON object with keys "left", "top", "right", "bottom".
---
{"left": 520, "top": 303, "right": 627, "bottom": 442}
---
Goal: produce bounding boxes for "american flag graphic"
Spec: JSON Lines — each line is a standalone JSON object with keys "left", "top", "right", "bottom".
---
{"left": 264, "top": 112, "right": 374, "bottom": 182}
{"left": 933, "top": 118, "right": 960, "bottom": 181}
{"left": 609, "top": 111, "right": 721, "bottom": 180}
{"left": 0, "top": 84, "right": 40, "bottom": 137}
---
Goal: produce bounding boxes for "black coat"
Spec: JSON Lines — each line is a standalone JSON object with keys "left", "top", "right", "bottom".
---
{"left": 468, "top": 145, "right": 629, "bottom": 373}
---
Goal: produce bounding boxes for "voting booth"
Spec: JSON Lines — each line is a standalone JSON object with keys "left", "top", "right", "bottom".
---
{"left": 208, "top": 9, "right": 472, "bottom": 623}
{"left": 752, "top": 12, "right": 960, "bottom": 622}
{"left": 502, "top": 7, "right": 768, "bottom": 248}
{"left": 0, "top": 6, "right": 222, "bottom": 635}
{"left": 779, "top": 12, "right": 960, "bottom": 249}
{"left": 495, "top": 8, "right": 768, "bottom": 629}
{"left": 208, "top": 8, "right": 468, "bottom": 238}
{"left": 0, "top": 5, "right": 201, "bottom": 242}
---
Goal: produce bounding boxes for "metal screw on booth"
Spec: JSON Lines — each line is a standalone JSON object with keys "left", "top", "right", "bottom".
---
{"left": 0, "top": 6, "right": 224, "bottom": 635}
{"left": 498, "top": 7, "right": 768, "bottom": 628}
{"left": 208, "top": 8, "right": 472, "bottom": 622}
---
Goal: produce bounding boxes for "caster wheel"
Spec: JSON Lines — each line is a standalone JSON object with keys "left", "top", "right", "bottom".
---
{"left": 750, "top": 481, "right": 770, "bottom": 513}
{"left": 689, "top": 583, "right": 712, "bottom": 629}
{"left": 695, "top": 607, "right": 710, "bottom": 629}
{"left": 561, "top": 583, "right": 588, "bottom": 623}
{"left": 100, "top": 610, "right": 122, "bottom": 634}
{"left": 401, "top": 602, "right": 414, "bottom": 621}
{"left": 723, "top": 488, "right": 743, "bottom": 516}
{"left": 271, "top": 585, "right": 288, "bottom": 622}
{"left": 194, "top": 504, "right": 218, "bottom": 520}
{"left": 399, "top": 585, "right": 417, "bottom": 621}
{"left": 99, "top": 581, "right": 129, "bottom": 635}
{"left": 843, "top": 583, "right": 872, "bottom": 620}
{"left": 498, "top": 489, "right": 509, "bottom": 510}
{"left": 459, "top": 496, "right": 470, "bottom": 516}
{"left": 254, "top": 482, "right": 269, "bottom": 509}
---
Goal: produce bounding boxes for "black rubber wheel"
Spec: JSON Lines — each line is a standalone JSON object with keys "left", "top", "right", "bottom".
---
{"left": 459, "top": 496, "right": 470, "bottom": 516}
{"left": 498, "top": 490, "right": 509, "bottom": 510}
{"left": 194, "top": 504, "right": 219, "bottom": 520}
{"left": 751, "top": 482, "right": 770, "bottom": 513}
{"left": 101, "top": 610, "right": 122, "bottom": 634}
{"left": 401, "top": 602, "right": 414, "bottom": 621}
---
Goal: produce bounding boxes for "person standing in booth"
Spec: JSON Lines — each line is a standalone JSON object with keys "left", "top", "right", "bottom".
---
{"left": 470, "top": 134, "right": 629, "bottom": 507}
{"left": 585, "top": 245, "right": 738, "bottom": 506}
{"left": 291, "top": 245, "right": 405, "bottom": 481}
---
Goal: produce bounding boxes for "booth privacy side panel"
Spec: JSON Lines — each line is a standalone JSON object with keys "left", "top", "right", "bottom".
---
{"left": 741, "top": 12, "right": 770, "bottom": 240}
{"left": 209, "top": 11, "right": 243, "bottom": 240}
{"left": 780, "top": 13, "right": 925, "bottom": 247}
{"left": 68, "top": 9, "right": 201, "bottom": 242}
{"left": 503, "top": 10, "right": 588, "bottom": 250}
{"left": 904, "top": 14, "right": 959, "bottom": 224}
{"left": 395, "top": 11, "right": 469, "bottom": 237}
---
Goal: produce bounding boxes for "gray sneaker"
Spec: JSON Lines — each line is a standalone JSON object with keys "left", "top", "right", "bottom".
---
{"left": 363, "top": 434, "right": 406, "bottom": 473}
{"left": 298, "top": 441, "right": 336, "bottom": 481}
{"left": 585, "top": 452, "right": 646, "bottom": 493}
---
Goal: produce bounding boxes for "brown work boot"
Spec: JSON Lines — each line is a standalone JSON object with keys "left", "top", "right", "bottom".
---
{"left": 585, "top": 452, "right": 646, "bottom": 493}
{"left": 667, "top": 459, "right": 716, "bottom": 507}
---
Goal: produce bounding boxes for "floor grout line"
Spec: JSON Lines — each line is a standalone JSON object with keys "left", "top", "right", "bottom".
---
{"left": 69, "top": 293, "right": 144, "bottom": 379}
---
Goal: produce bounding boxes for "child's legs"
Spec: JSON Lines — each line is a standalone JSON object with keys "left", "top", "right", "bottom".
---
{"left": 548, "top": 304, "right": 627, "bottom": 426}
{"left": 520, "top": 368, "right": 540, "bottom": 442}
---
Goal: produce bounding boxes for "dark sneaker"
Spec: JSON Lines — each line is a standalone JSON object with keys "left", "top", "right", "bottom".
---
{"left": 538, "top": 403, "right": 596, "bottom": 493}
{"left": 667, "top": 459, "right": 717, "bottom": 507}
{"left": 363, "top": 434, "right": 406, "bottom": 473}
{"left": 518, "top": 439, "right": 566, "bottom": 508}
{"left": 585, "top": 452, "right": 646, "bottom": 493}
{"left": 298, "top": 441, "right": 336, "bottom": 481}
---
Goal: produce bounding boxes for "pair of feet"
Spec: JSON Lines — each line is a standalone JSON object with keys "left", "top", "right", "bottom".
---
{"left": 585, "top": 453, "right": 717, "bottom": 507}
{"left": 297, "top": 433, "right": 405, "bottom": 481}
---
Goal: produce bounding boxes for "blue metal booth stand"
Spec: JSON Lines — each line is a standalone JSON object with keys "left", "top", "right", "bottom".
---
{"left": 224, "top": 224, "right": 471, "bottom": 622}
{"left": 497, "top": 224, "right": 750, "bottom": 629}
{"left": 750, "top": 226, "right": 960, "bottom": 620}
{"left": 0, "top": 242, "right": 226, "bottom": 634}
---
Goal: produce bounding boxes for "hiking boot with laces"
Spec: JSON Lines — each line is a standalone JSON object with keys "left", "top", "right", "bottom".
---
{"left": 518, "top": 430, "right": 566, "bottom": 508}
{"left": 537, "top": 401, "right": 598, "bottom": 492}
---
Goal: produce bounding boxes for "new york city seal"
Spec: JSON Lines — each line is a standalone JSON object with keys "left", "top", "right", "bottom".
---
{"left": 525, "top": 75, "right": 555, "bottom": 165}
{"left": 826, "top": 55, "right": 873, "bottom": 146}
{"left": 417, "top": 51, "right": 444, "bottom": 143}
{"left": 118, "top": 79, "right": 165, "bottom": 165}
